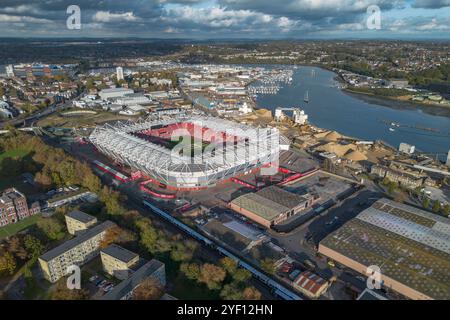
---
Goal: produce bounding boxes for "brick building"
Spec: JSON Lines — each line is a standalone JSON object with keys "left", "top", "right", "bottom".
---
{"left": 0, "top": 188, "right": 39, "bottom": 227}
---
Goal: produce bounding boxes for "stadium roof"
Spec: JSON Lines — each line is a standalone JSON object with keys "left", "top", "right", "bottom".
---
{"left": 320, "top": 198, "right": 450, "bottom": 300}
{"left": 89, "top": 115, "right": 281, "bottom": 188}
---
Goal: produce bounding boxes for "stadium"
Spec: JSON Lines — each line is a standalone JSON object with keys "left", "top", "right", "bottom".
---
{"left": 89, "top": 115, "right": 282, "bottom": 190}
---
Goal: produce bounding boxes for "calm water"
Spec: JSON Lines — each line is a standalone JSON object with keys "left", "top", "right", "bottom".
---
{"left": 257, "top": 66, "right": 450, "bottom": 157}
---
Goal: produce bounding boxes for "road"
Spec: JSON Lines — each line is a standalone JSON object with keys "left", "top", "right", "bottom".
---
{"left": 0, "top": 92, "right": 83, "bottom": 129}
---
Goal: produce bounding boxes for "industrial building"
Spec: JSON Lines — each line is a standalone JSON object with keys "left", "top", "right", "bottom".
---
{"left": 99, "top": 259, "right": 166, "bottom": 300}
{"left": 229, "top": 185, "right": 313, "bottom": 228}
{"left": 38, "top": 221, "right": 115, "bottom": 283}
{"left": 319, "top": 198, "right": 450, "bottom": 300}
{"left": 65, "top": 210, "right": 97, "bottom": 235}
{"left": 10, "top": 63, "right": 66, "bottom": 78}
{"left": 292, "top": 271, "right": 330, "bottom": 299}
{"left": 90, "top": 115, "right": 281, "bottom": 190}
{"left": 100, "top": 244, "right": 140, "bottom": 280}
{"left": 99, "top": 87, "right": 134, "bottom": 100}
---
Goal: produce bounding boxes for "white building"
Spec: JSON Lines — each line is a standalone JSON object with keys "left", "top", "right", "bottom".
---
{"left": 5, "top": 65, "right": 14, "bottom": 78}
{"left": 239, "top": 102, "right": 253, "bottom": 114}
{"left": 446, "top": 150, "right": 450, "bottom": 167}
{"left": 116, "top": 67, "right": 124, "bottom": 81}
{"left": 399, "top": 143, "right": 415, "bottom": 154}
{"left": 99, "top": 88, "right": 134, "bottom": 100}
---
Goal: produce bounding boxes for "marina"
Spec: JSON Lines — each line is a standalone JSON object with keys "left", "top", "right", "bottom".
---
{"left": 256, "top": 66, "right": 450, "bottom": 158}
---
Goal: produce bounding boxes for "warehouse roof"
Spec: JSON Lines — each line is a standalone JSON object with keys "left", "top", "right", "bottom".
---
{"left": 231, "top": 193, "right": 289, "bottom": 221}
{"left": 66, "top": 210, "right": 97, "bottom": 224}
{"left": 320, "top": 198, "right": 450, "bottom": 300}
{"left": 39, "top": 221, "right": 115, "bottom": 262}
{"left": 256, "top": 185, "right": 308, "bottom": 209}
{"left": 101, "top": 244, "right": 138, "bottom": 263}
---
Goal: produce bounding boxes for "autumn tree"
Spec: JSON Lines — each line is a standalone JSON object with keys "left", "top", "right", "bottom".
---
{"left": 5, "top": 236, "right": 28, "bottom": 260}
{"left": 170, "top": 240, "right": 197, "bottom": 262}
{"left": 180, "top": 262, "right": 201, "bottom": 281}
{"left": 100, "top": 225, "right": 135, "bottom": 248}
{"left": 0, "top": 252, "right": 16, "bottom": 275}
{"left": 132, "top": 278, "right": 165, "bottom": 300}
{"left": 242, "top": 287, "right": 262, "bottom": 300}
{"left": 198, "top": 263, "right": 226, "bottom": 290}
{"left": 219, "top": 257, "right": 238, "bottom": 274}
{"left": 220, "top": 283, "right": 242, "bottom": 300}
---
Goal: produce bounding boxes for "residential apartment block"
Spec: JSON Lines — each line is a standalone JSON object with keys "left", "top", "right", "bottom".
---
{"left": 38, "top": 220, "right": 115, "bottom": 283}
{"left": 99, "top": 259, "right": 166, "bottom": 300}
{"left": 0, "top": 188, "right": 39, "bottom": 227}
{"left": 100, "top": 244, "right": 139, "bottom": 280}
{"left": 65, "top": 210, "right": 97, "bottom": 235}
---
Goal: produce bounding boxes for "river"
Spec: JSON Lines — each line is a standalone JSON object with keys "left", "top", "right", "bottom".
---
{"left": 256, "top": 66, "right": 450, "bottom": 158}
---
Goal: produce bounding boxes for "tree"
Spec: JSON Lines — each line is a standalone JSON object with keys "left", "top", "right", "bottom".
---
{"left": 443, "top": 204, "right": 450, "bottom": 217}
{"left": 260, "top": 258, "right": 276, "bottom": 275}
{"left": 422, "top": 197, "right": 430, "bottom": 209}
{"left": 198, "top": 264, "right": 226, "bottom": 290}
{"left": 242, "top": 287, "right": 262, "bottom": 300}
{"left": 220, "top": 283, "right": 242, "bottom": 300}
{"left": 170, "top": 239, "right": 197, "bottom": 261}
{"left": 5, "top": 236, "right": 28, "bottom": 260}
{"left": 180, "top": 263, "right": 201, "bottom": 281}
{"left": 37, "top": 218, "right": 65, "bottom": 241}
{"left": 232, "top": 268, "right": 251, "bottom": 283}
{"left": 50, "top": 279, "right": 89, "bottom": 300}
{"left": 100, "top": 225, "right": 135, "bottom": 248}
{"left": 387, "top": 181, "right": 397, "bottom": 194}
{"left": 0, "top": 252, "right": 16, "bottom": 275}
{"left": 432, "top": 200, "right": 441, "bottom": 213}
{"left": 132, "top": 278, "right": 164, "bottom": 300}
{"left": 219, "top": 257, "right": 238, "bottom": 274}
{"left": 23, "top": 235, "right": 44, "bottom": 259}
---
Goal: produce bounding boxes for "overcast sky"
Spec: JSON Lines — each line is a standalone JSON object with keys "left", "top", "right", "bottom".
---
{"left": 0, "top": 0, "right": 449, "bottom": 39}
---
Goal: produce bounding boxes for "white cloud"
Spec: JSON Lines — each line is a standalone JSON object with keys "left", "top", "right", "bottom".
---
{"left": 93, "top": 11, "right": 140, "bottom": 23}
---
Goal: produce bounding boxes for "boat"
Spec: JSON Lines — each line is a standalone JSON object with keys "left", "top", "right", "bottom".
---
{"left": 389, "top": 128, "right": 395, "bottom": 132}
{"left": 304, "top": 90, "right": 309, "bottom": 103}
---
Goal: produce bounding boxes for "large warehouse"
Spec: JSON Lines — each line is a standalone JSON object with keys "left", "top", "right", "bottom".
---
{"left": 89, "top": 115, "right": 282, "bottom": 190}
{"left": 319, "top": 198, "right": 450, "bottom": 300}
{"left": 229, "top": 185, "right": 313, "bottom": 228}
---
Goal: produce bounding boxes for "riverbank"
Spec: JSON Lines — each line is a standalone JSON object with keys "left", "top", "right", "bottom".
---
{"left": 342, "top": 88, "right": 450, "bottom": 118}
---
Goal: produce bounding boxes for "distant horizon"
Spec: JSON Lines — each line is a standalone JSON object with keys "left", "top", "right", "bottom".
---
{"left": 0, "top": 36, "right": 449, "bottom": 42}
{"left": 0, "top": 1, "right": 449, "bottom": 39}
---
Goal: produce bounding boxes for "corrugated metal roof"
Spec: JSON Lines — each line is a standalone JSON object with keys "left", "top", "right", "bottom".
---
{"left": 231, "top": 193, "right": 288, "bottom": 221}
